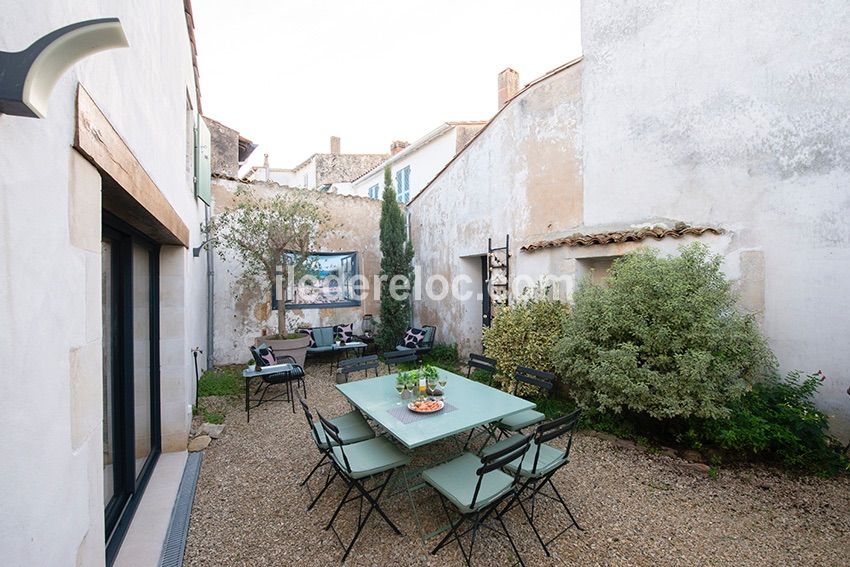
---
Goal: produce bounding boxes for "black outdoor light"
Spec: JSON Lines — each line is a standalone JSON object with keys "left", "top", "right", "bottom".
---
{"left": 0, "top": 18, "right": 128, "bottom": 118}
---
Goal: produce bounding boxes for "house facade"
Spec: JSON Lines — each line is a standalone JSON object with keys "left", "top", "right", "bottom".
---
{"left": 410, "top": 0, "right": 850, "bottom": 438}
{"left": 0, "top": 1, "right": 211, "bottom": 564}
{"left": 351, "top": 121, "right": 485, "bottom": 203}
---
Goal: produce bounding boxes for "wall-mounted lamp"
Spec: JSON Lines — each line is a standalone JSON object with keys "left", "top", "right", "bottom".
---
{"left": 193, "top": 238, "right": 212, "bottom": 258}
{"left": 0, "top": 18, "right": 128, "bottom": 118}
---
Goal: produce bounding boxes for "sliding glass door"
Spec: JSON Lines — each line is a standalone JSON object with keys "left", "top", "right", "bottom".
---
{"left": 102, "top": 218, "right": 161, "bottom": 564}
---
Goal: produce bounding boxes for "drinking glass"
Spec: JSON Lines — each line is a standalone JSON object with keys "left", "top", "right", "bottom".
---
{"left": 438, "top": 375, "right": 448, "bottom": 399}
{"left": 394, "top": 382, "right": 405, "bottom": 405}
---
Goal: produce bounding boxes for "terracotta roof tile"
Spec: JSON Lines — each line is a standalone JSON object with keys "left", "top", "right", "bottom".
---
{"left": 521, "top": 223, "right": 725, "bottom": 252}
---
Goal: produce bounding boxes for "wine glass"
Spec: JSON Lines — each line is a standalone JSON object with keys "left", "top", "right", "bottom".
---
{"left": 438, "top": 374, "right": 448, "bottom": 400}
{"left": 404, "top": 380, "right": 415, "bottom": 404}
{"left": 394, "top": 381, "right": 405, "bottom": 405}
{"left": 426, "top": 375, "right": 438, "bottom": 398}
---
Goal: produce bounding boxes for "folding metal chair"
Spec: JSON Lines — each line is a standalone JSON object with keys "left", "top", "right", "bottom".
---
{"left": 248, "top": 347, "right": 306, "bottom": 414}
{"left": 336, "top": 354, "right": 380, "bottom": 383}
{"left": 298, "top": 397, "right": 375, "bottom": 510}
{"left": 466, "top": 353, "right": 497, "bottom": 381}
{"left": 496, "top": 366, "right": 554, "bottom": 436}
{"left": 422, "top": 434, "right": 533, "bottom": 567}
{"left": 318, "top": 412, "right": 410, "bottom": 563}
{"left": 383, "top": 349, "right": 417, "bottom": 372}
{"left": 491, "top": 409, "right": 583, "bottom": 556}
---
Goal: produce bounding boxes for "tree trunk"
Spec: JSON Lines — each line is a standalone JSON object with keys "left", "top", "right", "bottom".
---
{"left": 277, "top": 299, "right": 286, "bottom": 336}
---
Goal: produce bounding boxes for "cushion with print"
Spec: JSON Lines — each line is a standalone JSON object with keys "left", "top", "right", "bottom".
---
{"left": 256, "top": 343, "right": 276, "bottom": 366}
{"left": 334, "top": 323, "right": 353, "bottom": 344}
{"left": 300, "top": 328, "right": 316, "bottom": 348}
{"left": 402, "top": 327, "right": 426, "bottom": 348}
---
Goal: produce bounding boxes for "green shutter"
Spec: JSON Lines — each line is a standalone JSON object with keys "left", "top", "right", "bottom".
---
{"left": 195, "top": 115, "right": 212, "bottom": 205}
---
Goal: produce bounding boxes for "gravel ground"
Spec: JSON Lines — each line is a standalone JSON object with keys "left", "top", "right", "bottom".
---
{"left": 184, "top": 362, "right": 850, "bottom": 566}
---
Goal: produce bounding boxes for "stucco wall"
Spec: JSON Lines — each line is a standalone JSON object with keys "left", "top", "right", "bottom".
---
{"left": 353, "top": 128, "right": 461, "bottom": 201}
{"left": 581, "top": 0, "right": 850, "bottom": 437}
{"left": 408, "top": 62, "right": 584, "bottom": 356}
{"left": 212, "top": 179, "right": 383, "bottom": 364}
{"left": 0, "top": 1, "right": 208, "bottom": 563}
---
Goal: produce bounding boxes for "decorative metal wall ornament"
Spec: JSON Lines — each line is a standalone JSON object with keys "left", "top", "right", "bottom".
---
{"left": 485, "top": 235, "right": 510, "bottom": 325}
{"left": 0, "top": 18, "right": 128, "bottom": 118}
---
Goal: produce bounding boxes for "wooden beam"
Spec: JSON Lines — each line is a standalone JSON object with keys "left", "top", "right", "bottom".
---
{"left": 73, "top": 84, "right": 189, "bottom": 247}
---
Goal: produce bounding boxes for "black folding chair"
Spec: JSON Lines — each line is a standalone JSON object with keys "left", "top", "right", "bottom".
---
{"left": 466, "top": 353, "right": 497, "bottom": 381}
{"left": 337, "top": 354, "right": 380, "bottom": 383}
{"left": 495, "top": 366, "right": 555, "bottom": 437}
{"left": 498, "top": 409, "right": 583, "bottom": 556}
{"left": 383, "top": 349, "right": 417, "bottom": 372}
{"left": 422, "top": 434, "right": 533, "bottom": 566}
{"left": 298, "top": 397, "right": 375, "bottom": 510}
{"left": 318, "top": 412, "right": 410, "bottom": 563}
{"left": 247, "top": 347, "right": 306, "bottom": 416}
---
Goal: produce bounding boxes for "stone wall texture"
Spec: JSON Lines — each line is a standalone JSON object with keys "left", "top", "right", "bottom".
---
{"left": 314, "top": 153, "right": 388, "bottom": 185}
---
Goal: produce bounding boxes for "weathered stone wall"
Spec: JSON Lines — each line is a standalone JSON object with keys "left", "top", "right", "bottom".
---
{"left": 314, "top": 153, "right": 388, "bottom": 185}
{"left": 582, "top": 0, "right": 850, "bottom": 437}
{"left": 407, "top": 61, "right": 585, "bottom": 356}
{"left": 204, "top": 116, "right": 240, "bottom": 177}
{"left": 212, "top": 178, "right": 383, "bottom": 363}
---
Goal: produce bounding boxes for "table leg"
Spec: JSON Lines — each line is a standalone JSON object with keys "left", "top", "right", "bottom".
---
{"left": 245, "top": 376, "right": 250, "bottom": 423}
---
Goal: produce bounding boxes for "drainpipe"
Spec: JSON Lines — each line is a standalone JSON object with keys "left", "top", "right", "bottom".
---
{"left": 204, "top": 204, "right": 215, "bottom": 369}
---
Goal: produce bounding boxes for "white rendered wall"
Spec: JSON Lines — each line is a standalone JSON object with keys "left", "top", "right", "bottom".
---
{"left": 581, "top": 0, "right": 850, "bottom": 437}
{"left": 0, "top": 1, "right": 208, "bottom": 564}
{"left": 353, "top": 128, "right": 459, "bottom": 200}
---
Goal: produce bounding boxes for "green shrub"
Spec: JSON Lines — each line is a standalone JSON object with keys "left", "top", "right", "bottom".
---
{"left": 198, "top": 366, "right": 242, "bottom": 397}
{"left": 483, "top": 296, "right": 570, "bottom": 395}
{"left": 421, "top": 343, "right": 460, "bottom": 372}
{"left": 553, "top": 243, "right": 774, "bottom": 420}
{"left": 698, "top": 371, "right": 848, "bottom": 475}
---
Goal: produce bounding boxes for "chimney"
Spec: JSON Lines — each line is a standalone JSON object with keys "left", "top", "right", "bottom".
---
{"left": 330, "top": 136, "right": 341, "bottom": 154}
{"left": 390, "top": 140, "right": 409, "bottom": 156}
{"left": 497, "top": 68, "right": 519, "bottom": 108}
{"left": 263, "top": 153, "right": 270, "bottom": 181}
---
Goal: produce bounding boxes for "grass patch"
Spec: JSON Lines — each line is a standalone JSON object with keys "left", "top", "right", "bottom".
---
{"left": 198, "top": 365, "right": 242, "bottom": 397}
{"left": 203, "top": 411, "right": 225, "bottom": 425}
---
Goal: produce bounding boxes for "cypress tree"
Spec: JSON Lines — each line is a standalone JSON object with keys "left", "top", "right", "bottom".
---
{"left": 377, "top": 166, "right": 415, "bottom": 350}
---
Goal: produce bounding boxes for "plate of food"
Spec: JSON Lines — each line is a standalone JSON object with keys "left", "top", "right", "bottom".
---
{"left": 407, "top": 398, "right": 444, "bottom": 414}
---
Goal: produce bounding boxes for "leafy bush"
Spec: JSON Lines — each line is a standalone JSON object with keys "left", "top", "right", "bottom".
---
{"left": 483, "top": 297, "right": 570, "bottom": 394}
{"left": 698, "top": 371, "right": 848, "bottom": 475}
{"left": 554, "top": 243, "right": 774, "bottom": 420}
{"left": 421, "top": 343, "right": 460, "bottom": 372}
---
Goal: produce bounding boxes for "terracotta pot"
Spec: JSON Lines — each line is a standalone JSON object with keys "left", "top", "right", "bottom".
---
{"left": 257, "top": 335, "right": 310, "bottom": 367}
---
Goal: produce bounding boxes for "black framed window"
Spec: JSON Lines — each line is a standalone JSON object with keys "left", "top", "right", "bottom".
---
{"left": 102, "top": 214, "right": 161, "bottom": 565}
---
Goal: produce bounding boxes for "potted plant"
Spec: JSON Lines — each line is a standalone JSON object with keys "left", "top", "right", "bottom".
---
{"left": 208, "top": 185, "right": 330, "bottom": 367}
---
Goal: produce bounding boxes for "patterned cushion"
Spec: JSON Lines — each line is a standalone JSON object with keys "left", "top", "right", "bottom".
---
{"left": 402, "top": 327, "right": 426, "bottom": 348}
{"left": 299, "top": 328, "right": 316, "bottom": 348}
{"left": 255, "top": 343, "right": 276, "bottom": 366}
{"left": 334, "top": 323, "right": 353, "bottom": 344}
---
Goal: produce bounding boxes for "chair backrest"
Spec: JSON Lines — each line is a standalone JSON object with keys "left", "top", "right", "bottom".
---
{"left": 467, "top": 353, "right": 497, "bottom": 379}
{"left": 421, "top": 325, "right": 436, "bottom": 347}
{"left": 338, "top": 354, "right": 380, "bottom": 380}
{"left": 311, "top": 326, "right": 336, "bottom": 347}
{"left": 298, "top": 396, "right": 324, "bottom": 450}
{"left": 250, "top": 344, "right": 276, "bottom": 367}
{"left": 528, "top": 408, "right": 581, "bottom": 475}
{"left": 384, "top": 349, "right": 418, "bottom": 369}
{"left": 317, "top": 411, "right": 352, "bottom": 474}
{"left": 513, "top": 366, "right": 555, "bottom": 395}
{"left": 470, "top": 434, "right": 531, "bottom": 510}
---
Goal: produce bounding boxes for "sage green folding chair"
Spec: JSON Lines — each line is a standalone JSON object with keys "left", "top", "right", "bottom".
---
{"left": 421, "top": 434, "right": 532, "bottom": 566}
{"left": 318, "top": 411, "right": 410, "bottom": 563}
{"left": 487, "top": 409, "right": 583, "bottom": 556}
{"left": 495, "top": 366, "right": 554, "bottom": 436}
{"left": 298, "top": 397, "right": 375, "bottom": 510}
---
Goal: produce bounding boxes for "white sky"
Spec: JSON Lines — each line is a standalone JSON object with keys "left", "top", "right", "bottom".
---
{"left": 192, "top": 1, "right": 582, "bottom": 169}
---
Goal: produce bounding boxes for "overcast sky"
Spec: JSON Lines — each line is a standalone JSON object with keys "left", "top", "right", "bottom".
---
{"left": 192, "top": 1, "right": 582, "bottom": 169}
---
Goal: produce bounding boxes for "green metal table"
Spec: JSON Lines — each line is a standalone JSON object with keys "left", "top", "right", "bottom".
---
{"left": 336, "top": 368, "right": 535, "bottom": 539}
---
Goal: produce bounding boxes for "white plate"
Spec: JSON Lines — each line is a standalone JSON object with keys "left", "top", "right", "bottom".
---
{"left": 407, "top": 399, "right": 445, "bottom": 414}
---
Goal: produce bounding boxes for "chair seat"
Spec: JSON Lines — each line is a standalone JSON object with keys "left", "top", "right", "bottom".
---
{"left": 331, "top": 437, "right": 410, "bottom": 479}
{"left": 482, "top": 438, "right": 567, "bottom": 478}
{"left": 313, "top": 410, "right": 375, "bottom": 449}
{"left": 421, "top": 453, "right": 514, "bottom": 514}
{"left": 498, "top": 409, "right": 545, "bottom": 431}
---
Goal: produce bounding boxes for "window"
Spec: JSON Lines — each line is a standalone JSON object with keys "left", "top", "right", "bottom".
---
{"left": 368, "top": 184, "right": 379, "bottom": 199}
{"left": 274, "top": 251, "right": 361, "bottom": 308}
{"left": 395, "top": 166, "right": 410, "bottom": 203}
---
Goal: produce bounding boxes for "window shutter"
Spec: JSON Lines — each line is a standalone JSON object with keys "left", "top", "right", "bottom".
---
{"left": 194, "top": 115, "right": 211, "bottom": 205}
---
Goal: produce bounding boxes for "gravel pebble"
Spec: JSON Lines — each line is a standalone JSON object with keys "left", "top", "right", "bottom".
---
{"left": 184, "top": 362, "right": 850, "bottom": 566}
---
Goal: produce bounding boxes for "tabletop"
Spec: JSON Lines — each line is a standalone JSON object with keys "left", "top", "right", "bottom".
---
{"left": 336, "top": 368, "right": 535, "bottom": 449}
{"left": 242, "top": 363, "right": 294, "bottom": 378}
